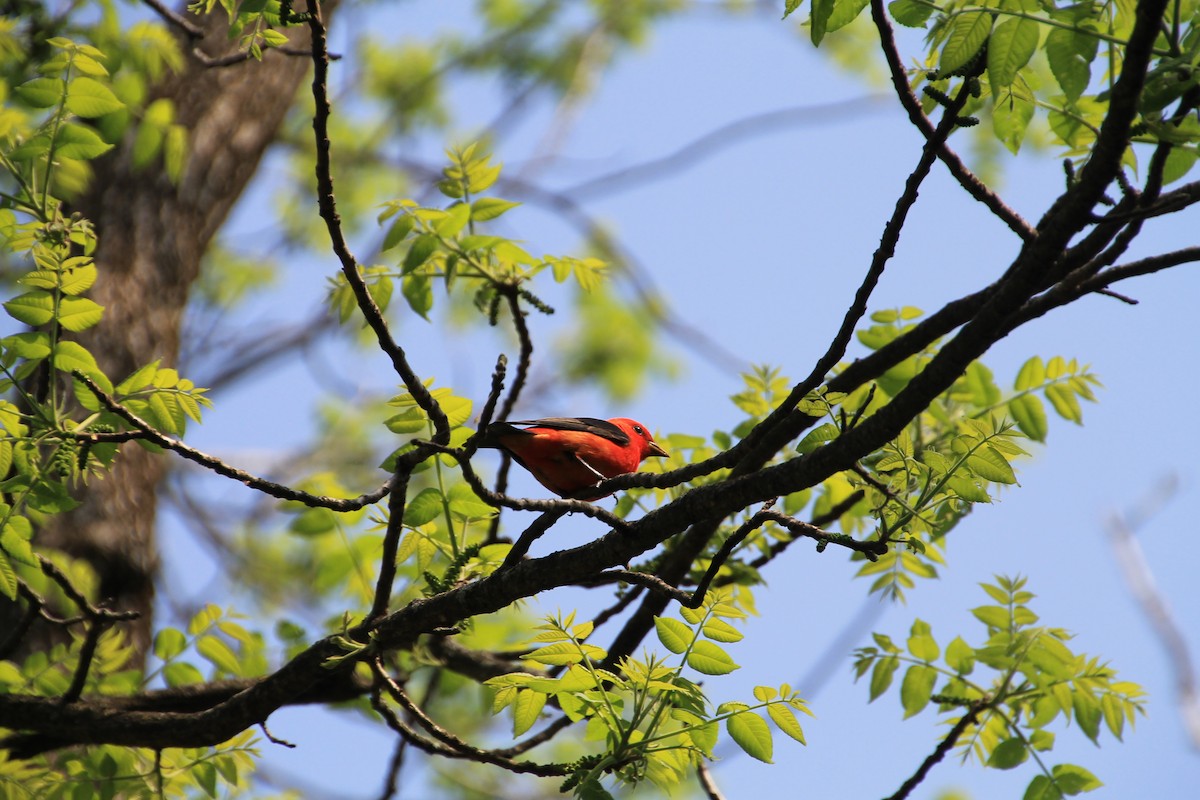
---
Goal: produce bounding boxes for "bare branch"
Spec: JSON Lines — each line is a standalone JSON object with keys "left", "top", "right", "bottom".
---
{"left": 75, "top": 373, "right": 396, "bottom": 511}
{"left": 697, "top": 762, "right": 728, "bottom": 800}
{"left": 1108, "top": 478, "right": 1200, "bottom": 750}
{"left": 565, "top": 99, "right": 889, "bottom": 199}
{"left": 372, "top": 661, "right": 571, "bottom": 776}
{"left": 304, "top": 4, "right": 450, "bottom": 439}
{"left": 869, "top": 0, "right": 1036, "bottom": 241}
{"left": 884, "top": 700, "right": 990, "bottom": 800}
{"left": 141, "top": 0, "right": 204, "bottom": 39}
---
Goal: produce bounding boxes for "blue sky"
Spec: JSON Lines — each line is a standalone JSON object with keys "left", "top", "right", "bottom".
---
{"left": 149, "top": 3, "right": 1200, "bottom": 798}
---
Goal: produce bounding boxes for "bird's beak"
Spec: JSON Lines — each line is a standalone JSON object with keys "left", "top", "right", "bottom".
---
{"left": 647, "top": 441, "right": 668, "bottom": 458}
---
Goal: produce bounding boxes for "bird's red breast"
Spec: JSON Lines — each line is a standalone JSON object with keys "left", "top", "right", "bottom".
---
{"left": 481, "top": 416, "right": 667, "bottom": 500}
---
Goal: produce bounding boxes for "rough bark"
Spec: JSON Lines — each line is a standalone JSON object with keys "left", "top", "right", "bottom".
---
{"left": 8, "top": 8, "right": 327, "bottom": 658}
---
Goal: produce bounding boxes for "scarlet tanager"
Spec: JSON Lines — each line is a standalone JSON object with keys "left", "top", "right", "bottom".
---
{"left": 481, "top": 417, "right": 668, "bottom": 500}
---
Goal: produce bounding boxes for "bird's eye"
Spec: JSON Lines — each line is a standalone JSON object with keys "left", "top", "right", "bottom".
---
{"left": 633, "top": 425, "right": 644, "bottom": 434}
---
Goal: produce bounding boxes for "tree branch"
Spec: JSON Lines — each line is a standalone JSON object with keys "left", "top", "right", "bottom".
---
{"left": 75, "top": 373, "right": 396, "bottom": 511}
{"left": 884, "top": 699, "right": 990, "bottom": 800}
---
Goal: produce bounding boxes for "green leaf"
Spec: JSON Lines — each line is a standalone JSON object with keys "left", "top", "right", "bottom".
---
{"left": 4, "top": 291, "right": 55, "bottom": 326}
{"left": 826, "top": 0, "right": 871, "bottom": 34}
{"left": 988, "top": 737, "right": 1029, "bottom": 769}
{"left": 15, "top": 77, "right": 65, "bottom": 108}
{"left": 947, "top": 474, "right": 993, "bottom": 503}
{"left": 164, "top": 125, "right": 187, "bottom": 183}
{"left": 767, "top": 703, "right": 807, "bottom": 744}
{"left": 27, "top": 479, "right": 80, "bottom": 513}
{"left": 439, "top": 393, "right": 473, "bottom": 428}
{"left": 1045, "top": 28, "right": 1094, "bottom": 102}
{"left": 1160, "top": 147, "right": 1198, "bottom": 186}
{"left": 154, "top": 627, "right": 188, "bottom": 660}
{"left": 1045, "top": 383, "right": 1083, "bottom": 423}
{"left": 261, "top": 29, "right": 289, "bottom": 47}
{"left": 810, "top": 0, "right": 835, "bottom": 45}
{"left": 289, "top": 507, "right": 336, "bottom": 536}
{"left": 726, "top": 711, "right": 773, "bottom": 763}
{"left": 577, "top": 778, "right": 616, "bottom": 800}
{"left": 987, "top": 17, "right": 1039, "bottom": 89}
{"left": 59, "top": 261, "right": 98, "bottom": 295}
{"left": 2, "top": 331, "right": 52, "bottom": 361}
{"left": 526, "top": 641, "right": 604, "bottom": 666}
{"left": 0, "top": 551, "right": 15, "bottom": 600}
{"left": 384, "top": 406, "right": 427, "bottom": 435}
{"left": 1050, "top": 763, "right": 1101, "bottom": 794}
{"left": 511, "top": 688, "right": 545, "bottom": 736}
{"left": 967, "top": 445, "right": 1016, "bottom": 484}
{"left": 654, "top": 617, "right": 692, "bottom": 654}
{"left": 56, "top": 296, "right": 104, "bottom": 331}
{"left": 944, "top": 636, "right": 975, "bottom": 674}
{"left": 435, "top": 202, "right": 470, "bottom": 238}
{"left": 906, "top": 619, "right": 940, "bottom": 662}
{"left": 446, "top": 482, "right": 495, "bottom": 521}
{"left": 196, "top": 761, "right": 218, "bottom": 799}
{"left": 65, "top": 77, "right": 125, "bottom": 117}
{"left": 797, "top": 422, "right": 839, "bottom": 454}
{"left": 52, "top": 340, "right": 99, "bottom": 376}
{"left": 972, "top": 604, "right": 1010, "bottom": 629}
{"left": 940, "top": 11, "right": 992, "bottom": 76}
{"left": 686, "top": 640, "right": 739, "bottom": 675}
{"left": 889, "top": 0, "right": 934, "bottom": 27}
{"left": 196, "top": 635, "right": 241, "bottom": 675}
{"left": 402, "top": 233, "right": 438, "bottom": 274}
{"left": 164, "top": 661, "right": 204, "bottom": 687}
{"left": 471, "top": 197, "right": 520, "bottom": 221}
{"left": 1024, "top": 774, "right": 1054, "bottom": 800}
{"left": 1073, "top": 692, "right": 1102, "bottom": 742}
{"left": 404, "top": 488, "right": 444, "bottom": 527}
{"left": 1014, "top": 356, "right": 1046, "bottom": 391}
{"left": 1009, "top": 394, "right": 1048, "bottom": 442}
{"left": 0, "top": 522, "right": 35, "bottom": 566}
{"left": 993, "top": 90, "right": 1035, "bottom": 154}
{"left": 401, "top": 274, "right": 433, "bottom": 320}
{"left": 55, "top": 122, "right": 113, "bottom": 160}
{"left": 382, "top": 214, "right": 414, "bottom": 251}
{"left": 681, "top": 711, "right": 718, "bottom": 755}
{"left": 701, "top": 617, "right": 744, "bottom": 643}
{"left": 869, "top": 655, "right": 898, "bottom": 701}
{"left": 900, "top": 664, "right": 935, "bottom": 718}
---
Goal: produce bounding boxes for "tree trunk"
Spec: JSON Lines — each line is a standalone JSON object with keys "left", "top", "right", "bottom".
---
{"left": 12, "top": 9, "right": 328, "bottom": 659}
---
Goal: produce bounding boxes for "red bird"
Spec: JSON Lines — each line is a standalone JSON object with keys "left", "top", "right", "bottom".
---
{"left": 481, "top": 417, "right": 668, "bottom": 500}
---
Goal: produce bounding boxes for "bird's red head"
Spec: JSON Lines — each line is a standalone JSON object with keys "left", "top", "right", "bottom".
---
{"left": 608, "top": 418, "right": 669, "bottom": 462}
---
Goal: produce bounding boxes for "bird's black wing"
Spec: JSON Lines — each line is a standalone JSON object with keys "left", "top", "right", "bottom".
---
{"left": 502, "top": 417, "right": 630, "bottom": 446}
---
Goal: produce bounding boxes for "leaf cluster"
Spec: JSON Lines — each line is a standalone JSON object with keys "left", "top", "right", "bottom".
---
{"left": 854, "top": 576, "right": 1145, "bottom": 799}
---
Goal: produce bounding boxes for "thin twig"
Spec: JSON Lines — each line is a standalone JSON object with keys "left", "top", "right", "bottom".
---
{"left": 884, "top": 700, "right": 990, "bottom": 800}
{"left": 75, "top": 372, "right": 397, "bottom": 511}
{"left": 142, "top": 0, "right": 204, "bottom": 38}
{"left": 869, "top": 0, "right": 1037, "bottom": 241}
{"left": 697, "top": 761, "right": 728, "bottom": 800}
{"left": 304, "top": 3, "right": 450, "bottom": 439}
{"left": 492, "top": 715, "right": 575, "bottom": 758}
{"left": 499, "top": 509, "right": 570, "bottom": 569}
{"left": 742, "top": 491, "right": 870, "bottom": 574}
{"left": 1108, "top": 478, "right": 1200, "bottom": 750}
{"left": 59, "top": 619, "right": 109, "bottom": 704}
{"left": 372, "top": 661, "right": 571, "bottom": 776}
